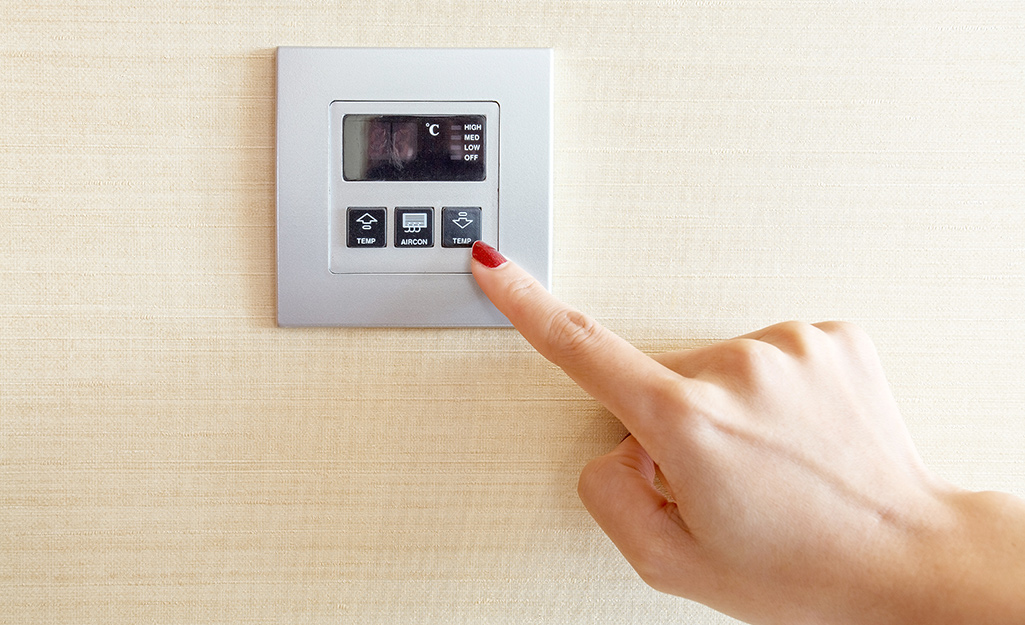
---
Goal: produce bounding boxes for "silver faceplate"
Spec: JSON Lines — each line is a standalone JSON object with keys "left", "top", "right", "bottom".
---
{"left": 276, "top": 47, "right": 552, "bottom": 327}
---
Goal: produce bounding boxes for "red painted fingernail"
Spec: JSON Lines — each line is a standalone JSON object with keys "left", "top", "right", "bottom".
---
{"left": 472, "top": 241, "right": 508, "bottom": 268}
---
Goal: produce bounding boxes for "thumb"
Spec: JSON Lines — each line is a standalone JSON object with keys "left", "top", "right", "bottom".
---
{"left": 577, "top": 436, "right": 699, "bottom": 593}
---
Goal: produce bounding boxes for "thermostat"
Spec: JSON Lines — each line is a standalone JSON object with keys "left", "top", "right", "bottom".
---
{"left": 276, "top": 47, "right": 552, "bottom": 326}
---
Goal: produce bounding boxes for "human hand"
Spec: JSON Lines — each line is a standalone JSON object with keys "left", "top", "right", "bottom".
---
{"left": 470, "top": 242, "right": 1025, "bottom": 625}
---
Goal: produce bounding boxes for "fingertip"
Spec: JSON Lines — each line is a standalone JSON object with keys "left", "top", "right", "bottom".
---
{"left": 470, "top": 246, "right": 541, "bottom": 318}
{"left": 470, "top": 241, "right": 517, "bottom": 300}
{"left": 471, "top": 240, "right": 508, "bottom": 269}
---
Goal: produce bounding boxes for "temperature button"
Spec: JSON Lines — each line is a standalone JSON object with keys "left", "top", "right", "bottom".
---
{"left": 442, "top": 207, "right": 482, "bottom": 248}
{"left": 347, "top": 207, "right": 386, "bottom": 248}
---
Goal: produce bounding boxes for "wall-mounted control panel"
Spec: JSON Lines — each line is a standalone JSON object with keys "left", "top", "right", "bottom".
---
{"left": 276, "top": 48, "right": 552, "bottom": 327}
{"left": 328, "top": 100, "right": 499, "bottom": 275}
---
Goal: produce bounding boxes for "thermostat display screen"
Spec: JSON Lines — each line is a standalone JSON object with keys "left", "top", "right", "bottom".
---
{"left": 343, "top": 115, "right": 486, "bottom": 182}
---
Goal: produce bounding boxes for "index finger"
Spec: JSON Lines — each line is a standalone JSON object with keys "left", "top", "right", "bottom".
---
{"left": 471, "top": 242, "right": 689, "bottom": 437}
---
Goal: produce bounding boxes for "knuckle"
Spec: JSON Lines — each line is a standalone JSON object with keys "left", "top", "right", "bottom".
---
{"left": 773, "top": 319, "right": 813, "bottom": 336}
{"left": 815, "top": 319, "right": 866, "bottom": 343}
{"left": 649, "top": 374, "right": 706, "bottom": 420}
{"left": 771, "top": 320, "right": 821, "bottom": 355}
{"left": 506, "top": 273, "right": 544, "bottom": 304}
{"left": 544, "top": 308, "right": 606, "bottom": 363}
{"left": 701, "top": 339, "right": 783, "bottom": 391}
{"left": 815, "top": 320, "right": 878, "bottom": 359}
{"left": 718, "top": 338, "right": 776, "bottom": 375}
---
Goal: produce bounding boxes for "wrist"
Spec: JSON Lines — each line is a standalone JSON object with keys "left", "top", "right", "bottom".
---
{"left": 890, "top": 489, "right": 1025, "bottom": 624}
{"left": 948, "top": 490, "right": 1025, "bottom": 621}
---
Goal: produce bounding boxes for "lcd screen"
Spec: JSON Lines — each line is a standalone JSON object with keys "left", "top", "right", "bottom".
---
{"left": 343, "top": 115, "right": 486, "bottom": 181}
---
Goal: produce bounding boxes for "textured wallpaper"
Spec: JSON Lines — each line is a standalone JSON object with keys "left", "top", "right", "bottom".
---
{"left": 2, "top": 2, "right": 1023, "bottom": 623}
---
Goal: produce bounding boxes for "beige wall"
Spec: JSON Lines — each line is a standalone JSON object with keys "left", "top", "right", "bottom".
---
{"left": 2, "top": 2, "right": 1023, "bottom": 623}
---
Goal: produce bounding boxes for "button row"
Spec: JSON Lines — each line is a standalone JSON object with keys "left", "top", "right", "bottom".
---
{"left": 347, "top": 207, "right": 482, "bottom": 249}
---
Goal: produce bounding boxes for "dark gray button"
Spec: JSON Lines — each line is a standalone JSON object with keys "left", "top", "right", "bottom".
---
{"left": 347, "top": 208, "right": 386, "bottom": 248}
{"left": 394, "top": 207, "right": 434, "bottom": 248}
{"left": 441, "top": 207, "right": 482, "bottom": 248}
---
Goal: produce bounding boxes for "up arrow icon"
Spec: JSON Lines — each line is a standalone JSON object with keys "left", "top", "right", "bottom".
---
{"left": 356, "top": 213, "right": 377, "bottom": 227}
